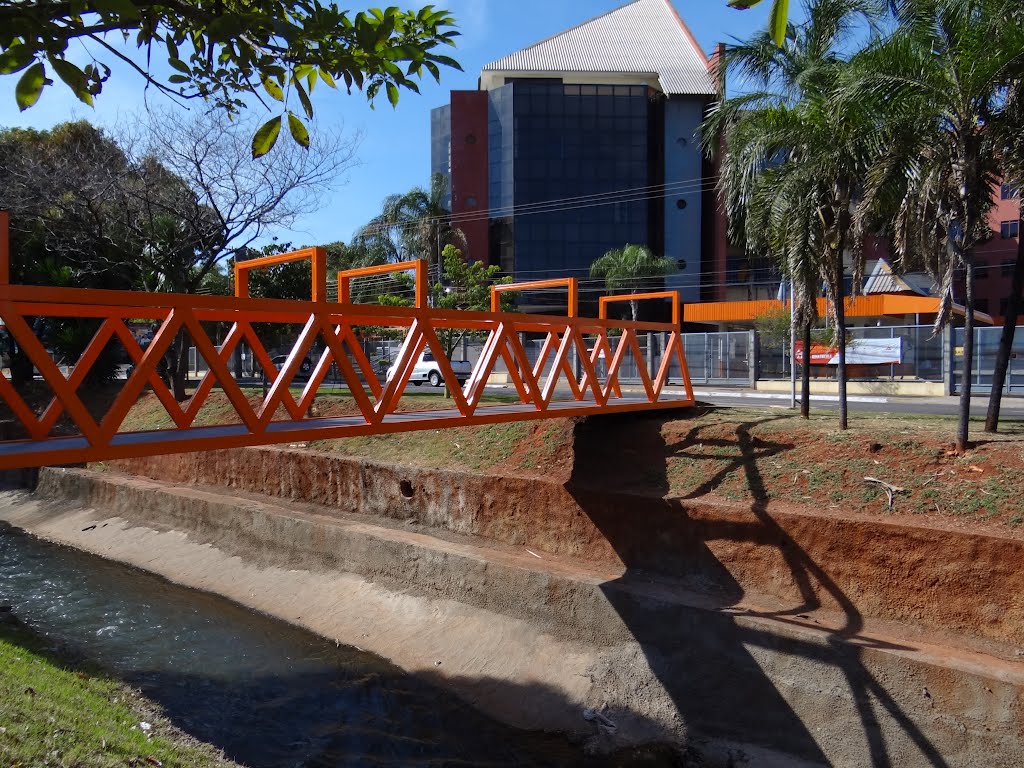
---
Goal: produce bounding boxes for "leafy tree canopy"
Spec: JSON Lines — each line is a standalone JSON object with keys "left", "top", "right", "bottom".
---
{"left": 354, "top": 173, "right": 466, "bottom": 273}
{"left": 431, "top": 244, "right": 510, "bottom": 314}
{"left": 425, "top": 245, "right": 511, "bottom": 361}
{"left": 0, "top": 1, "right": 461, "bottom": 156}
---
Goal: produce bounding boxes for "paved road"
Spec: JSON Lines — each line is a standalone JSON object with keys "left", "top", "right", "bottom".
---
{"left": 666, "top": 387, "right": 1024, "bottom": 419}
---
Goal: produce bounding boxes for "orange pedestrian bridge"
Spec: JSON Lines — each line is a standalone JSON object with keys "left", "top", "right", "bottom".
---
{"left": 0, "top": 240, "right": 694, "bottom": 471}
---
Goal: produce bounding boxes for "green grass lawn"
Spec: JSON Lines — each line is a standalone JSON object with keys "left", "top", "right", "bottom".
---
{"left": 0, "top": 619, "right": 237, "bottom": 767}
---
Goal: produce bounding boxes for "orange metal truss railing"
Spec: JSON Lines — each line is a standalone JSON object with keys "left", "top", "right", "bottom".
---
{"left": 0, "top": 245, "right": 694, "bottom": 470}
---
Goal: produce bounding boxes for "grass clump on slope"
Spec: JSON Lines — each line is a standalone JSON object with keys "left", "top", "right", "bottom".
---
{"left": 0, "top": 619, "right": 237, "bottom": 767}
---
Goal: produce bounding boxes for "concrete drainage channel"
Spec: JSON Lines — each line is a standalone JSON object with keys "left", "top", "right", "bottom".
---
{"left": 1, "top": 452, "right": 1022, "bottom": 767}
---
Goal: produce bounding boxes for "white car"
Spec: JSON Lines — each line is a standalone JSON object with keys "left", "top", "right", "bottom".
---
{"left": 387, "top": 350, "right": 473, "bottom": 387}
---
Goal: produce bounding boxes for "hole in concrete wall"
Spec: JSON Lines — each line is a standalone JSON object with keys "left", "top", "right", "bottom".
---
{"left": 400, "top": 480, "right": 415, "bottom": 499}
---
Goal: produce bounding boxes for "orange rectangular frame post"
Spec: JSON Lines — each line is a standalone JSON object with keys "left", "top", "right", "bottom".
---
{"left": 234, "top": 247, "right": 327, "bottom": 301}
{"left": 598, "top": 291, "right": 681, "bottom": 325}
{"left": 311, "top": 246, "right": 327, "bottom": 302}
{"left": 336, "top": 260, "right": 427, "bottom": 308}
{"left": 233, "top": 263, "right": 249, "bottom": 299}
{"left": 491, "top": 277, "right": 579, "bottom": 317}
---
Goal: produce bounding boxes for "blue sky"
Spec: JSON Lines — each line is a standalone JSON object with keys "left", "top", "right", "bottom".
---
{"left": 0, "top": 0, "right": 773, "bottom": 248}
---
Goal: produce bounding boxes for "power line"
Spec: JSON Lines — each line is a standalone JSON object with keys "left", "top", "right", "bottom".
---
{"left": 351, "top": 176, "right": 722, "bottom": 239}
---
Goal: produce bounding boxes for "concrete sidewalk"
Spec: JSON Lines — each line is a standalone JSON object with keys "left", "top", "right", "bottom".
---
{"left": 650, "top": 383, "right": 1024, "bottom": 417}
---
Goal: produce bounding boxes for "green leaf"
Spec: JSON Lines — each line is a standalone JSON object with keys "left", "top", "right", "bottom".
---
{"left": 386, "top": 81, "right": 399, "bottom": 108}
{"left": 317, "top": 68, "right": 337, "bottom": 89}
{"left": 293, "top": 78, "right": 313, "bottom": 118}
{"left": 429, "top": 54, "right": 461, "bottom": 70}
{"left": 727, "top": 0, "right": 764, "bottom": 7}
{"left": 15, "top": 62, "right": 49, "bottom": 111}
{"left": 0, "top": 45, "right": 33, "bottom": 75}
{"left": 50, "top": 58, "right": 94, "bottom": 106}
{"left": 168, "top": 57, "right": 190, "bottom": 74}
{"left": 168, "top": 74, "right": 189, "bottom": 84}
{"left": 263, "top": 77, "right": 284, "bottom": 101}
{"left": 287, "top": 112, "right": 310, "bottom": 148}
{"left": 251, "top": 115, "right": 282, "bottom": 158}
{"left": 768, "top": 0, "right": 789, "bottom": 48}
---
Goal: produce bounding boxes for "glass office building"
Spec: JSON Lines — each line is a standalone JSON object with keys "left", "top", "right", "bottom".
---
{"left": 430, "top": 0, "right": 720, "bottom": 310}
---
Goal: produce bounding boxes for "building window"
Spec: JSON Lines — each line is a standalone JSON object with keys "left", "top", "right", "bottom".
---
{"left": 1001, "top": 220, "right": 1020, "bottom": 239}
{"left": 1001, "top": 183, "right": 1020, "bottom": 200}
{"left": 976, "top": 298, "right": 990, "bottom": 314}
{"left": 1000, "top": 298, "right": 1009, "bottom": 317}
{"left": 465, "top": 196, "right": 477, "bottom": 208}
{"left": 1003, "top": 260, "right": 1016, "bottom": 277}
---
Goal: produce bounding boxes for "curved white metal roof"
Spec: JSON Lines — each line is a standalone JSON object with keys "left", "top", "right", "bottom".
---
{"left": 482, "top": 0, "right": 715, "bottom": 96}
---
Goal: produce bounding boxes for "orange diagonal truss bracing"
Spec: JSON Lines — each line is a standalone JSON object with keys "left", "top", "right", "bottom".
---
{"left": 0, "top": 253, "right": 694, "bottom": 470}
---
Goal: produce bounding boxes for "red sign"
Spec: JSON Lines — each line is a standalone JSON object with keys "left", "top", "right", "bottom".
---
{"left": 795, "top": 338, "right": 903, "bottom": 365}
{"left": 794, "top": 342, "right": 837, "bottom": 365}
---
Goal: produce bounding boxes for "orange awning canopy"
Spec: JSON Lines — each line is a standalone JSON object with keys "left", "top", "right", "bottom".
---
{"left": 682, "top": 294, "right": 993, "bottom": 325}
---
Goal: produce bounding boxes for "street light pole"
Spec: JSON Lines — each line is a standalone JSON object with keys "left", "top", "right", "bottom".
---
{"left": 790, "top": 279, "right": 796, "bottom": 409}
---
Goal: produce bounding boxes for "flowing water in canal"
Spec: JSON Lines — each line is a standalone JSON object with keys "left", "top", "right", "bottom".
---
{"left": 0, "top": 520, "right": 678, "bottom": 767}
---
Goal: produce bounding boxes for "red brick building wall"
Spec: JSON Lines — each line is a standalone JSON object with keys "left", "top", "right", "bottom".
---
{"left": 449, "top": 91, "right": 490, "bottom": 264}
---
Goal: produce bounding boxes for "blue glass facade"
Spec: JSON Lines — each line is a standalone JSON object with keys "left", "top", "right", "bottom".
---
{"left": 505, "top": 82, "right": 651, "bottom": 284}
{"left": 487, "top": 84, "right": 516, "bottom": 273}
{"left": 430, "top": 104, "right": 452, "bottom": 209}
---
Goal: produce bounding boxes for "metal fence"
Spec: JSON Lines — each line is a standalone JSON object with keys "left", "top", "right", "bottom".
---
{"left": 954, "top": 327, "right": 1024, "bottom": 395}
{"left": 759, "top": 325, "right": 946, "bottom": 383}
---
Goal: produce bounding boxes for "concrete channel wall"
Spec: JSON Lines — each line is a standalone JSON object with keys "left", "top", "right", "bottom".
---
{"left": 111, "top": 446, "right": 1024, "bottom": 647}
{"left": 1, "top": 453, "right": 1021, "bottom": 768}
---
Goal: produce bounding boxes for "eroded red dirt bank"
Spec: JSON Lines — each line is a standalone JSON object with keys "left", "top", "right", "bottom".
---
{"left": 108, "top": 413, "right": 1024, "bottom": 651}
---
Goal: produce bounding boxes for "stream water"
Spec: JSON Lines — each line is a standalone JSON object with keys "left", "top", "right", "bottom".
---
{"left": 0, "top": 520, "right": 681, "bottom": 767}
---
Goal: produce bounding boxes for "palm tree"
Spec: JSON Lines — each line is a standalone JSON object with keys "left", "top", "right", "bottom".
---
{"left": 849, "top": 0, "right": 1024, "bottom": 450}
{"left": 589, "top": 244, "right": 675, "bottom": 321}
{"left": 985, "top": 6, "right": 1024, "bottom": 433}
{"left": 355, "top": 173, "right": 467, "bottom": 275}
{"left": 745, "top": 157, "right": 826, "bottom": 419}
{"left": 704, "top": 0, "right": 884, "bottom": 428}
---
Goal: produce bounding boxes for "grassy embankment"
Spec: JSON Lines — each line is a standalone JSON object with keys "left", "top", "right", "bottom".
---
{"left": 0, "top": 618, "right": 238, "bottom": 768}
